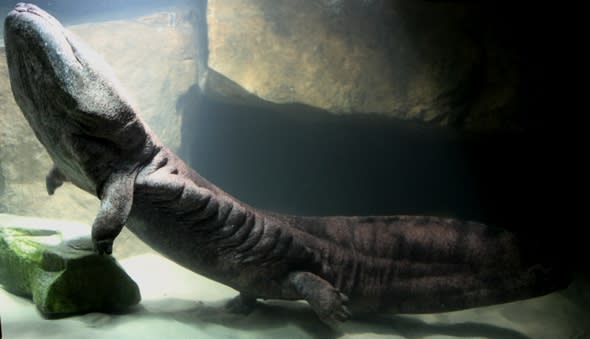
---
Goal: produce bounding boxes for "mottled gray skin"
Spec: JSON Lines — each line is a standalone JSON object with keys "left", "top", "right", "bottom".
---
{"left": 4, "top": 3, "right": 569, "bottom": 324}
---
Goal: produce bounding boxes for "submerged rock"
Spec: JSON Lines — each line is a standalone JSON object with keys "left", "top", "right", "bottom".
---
{"left": 204, "top": 0, "right": 534, "bottom": 131}
{"left": 0, "top": 214, "right": 140, "bottom": 316}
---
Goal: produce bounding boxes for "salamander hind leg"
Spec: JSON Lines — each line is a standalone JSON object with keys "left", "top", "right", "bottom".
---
{"left": 286, "top": 271, "right": 351, "bottom": 324}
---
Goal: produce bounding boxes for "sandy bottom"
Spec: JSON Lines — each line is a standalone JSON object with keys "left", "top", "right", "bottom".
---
{"left": 1, "top": 254, "right": 589, "bottom": 339}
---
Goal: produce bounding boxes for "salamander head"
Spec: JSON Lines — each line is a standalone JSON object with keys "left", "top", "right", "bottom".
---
{"left": 4, "top": 3, "right": 154, "bottom": 194}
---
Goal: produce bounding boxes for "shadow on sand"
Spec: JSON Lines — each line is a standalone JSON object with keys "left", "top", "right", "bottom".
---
{"left": 119, "top": 298, "right": 530, "bottom": 339}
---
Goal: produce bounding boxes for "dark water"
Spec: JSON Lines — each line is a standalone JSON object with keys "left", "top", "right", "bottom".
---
{"left": 179, "top": 90, "right": 575, "bottom": 268}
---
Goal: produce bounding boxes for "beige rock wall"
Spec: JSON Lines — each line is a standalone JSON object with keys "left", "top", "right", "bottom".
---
{"left": 70, "top": 12, "right": 197, "bottom": 152}
{"left": 205, "top": 0, "right": 524, "bottom": 130}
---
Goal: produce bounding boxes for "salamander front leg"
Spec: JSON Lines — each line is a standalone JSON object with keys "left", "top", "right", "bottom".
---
{"left": 92, "top": 171, "right": 136, "bottom": 255}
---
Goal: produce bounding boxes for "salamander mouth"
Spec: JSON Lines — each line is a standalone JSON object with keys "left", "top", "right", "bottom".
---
{"left": 12, "top": 3, "right": 47, "bottom": 19}
{"left": 8, "top": 3, "right": 64, "bottom": 31}
{"left": 6, "top": 2, "right": 83, "bottom": 69}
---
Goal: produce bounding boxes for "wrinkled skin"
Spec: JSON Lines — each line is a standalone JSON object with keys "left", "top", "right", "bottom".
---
{"left": 4, "top": 3, "right": 570, "bottom": 324}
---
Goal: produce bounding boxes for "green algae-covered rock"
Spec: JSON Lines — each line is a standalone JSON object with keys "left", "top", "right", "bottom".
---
{"left": 0, "top": 214, "right": 140, "bottom": 316}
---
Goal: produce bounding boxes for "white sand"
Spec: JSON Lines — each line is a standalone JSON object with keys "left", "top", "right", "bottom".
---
{"left": 1, "top": 254, "right": 589, "bottom": 339}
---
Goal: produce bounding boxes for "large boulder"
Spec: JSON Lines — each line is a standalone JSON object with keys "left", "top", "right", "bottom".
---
{"left": 203, "top": 0, "right": 533, "bottom": 131}
{"left": 0, "top": 214, "right": 140, "bottom": 316}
